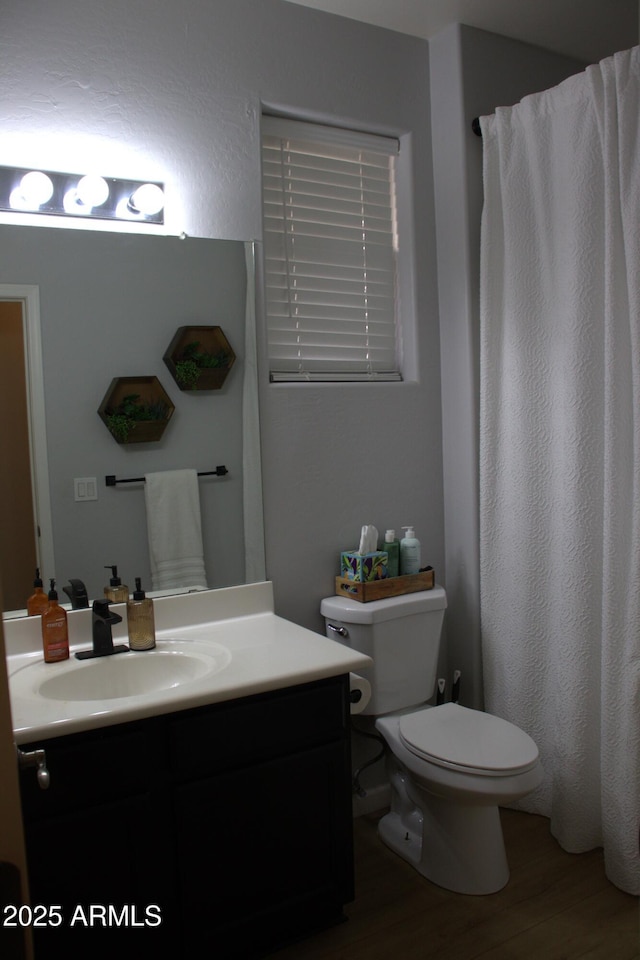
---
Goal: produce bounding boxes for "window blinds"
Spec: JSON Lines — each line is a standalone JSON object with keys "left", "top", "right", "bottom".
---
{"left": 261, "top": 116, "right": 401, "bottom": 381}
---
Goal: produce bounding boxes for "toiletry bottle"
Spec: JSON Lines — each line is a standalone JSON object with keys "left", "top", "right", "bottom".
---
{"left": 383, "top": 530, "right": 400, "bottom": 578}
{"left": 41, "top": 579, "right": 69, "bottom": 663}
{"left": 400, "top": 526, "right": 421, "bottom": 575}
{"left": 27, "top": 567, "right": 49, "bottom": 616}
{"left": 126, "top": 578, "right": 156, "bottom": 651}
{"left": 104, "top": 565, "right": 129, "bottom": 603}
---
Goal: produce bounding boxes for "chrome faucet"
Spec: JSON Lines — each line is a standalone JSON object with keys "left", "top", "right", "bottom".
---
{"left": 75, "top": 599, "right": 129, "bottom": 660}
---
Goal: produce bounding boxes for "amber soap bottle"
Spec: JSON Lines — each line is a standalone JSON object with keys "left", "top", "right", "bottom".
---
{"left": 104, "top": 565, "right": 129, "bottom": 603}
{"left": 126, "top": 578, "right": 156, "bottom": 651}
{"left": 41, "top": 579, "right": 69, "bottom": 663}
{"left": 27, "top": 568, "right": 49, "bottom": 617}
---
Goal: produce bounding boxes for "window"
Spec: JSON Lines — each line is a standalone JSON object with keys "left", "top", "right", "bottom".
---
{"left": 261, "top": 116, "right": 401, "bottom": 382}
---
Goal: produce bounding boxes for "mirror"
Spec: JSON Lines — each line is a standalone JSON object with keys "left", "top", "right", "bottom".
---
{"left": 0, "top": 224, "right": 265, "bottom": 615}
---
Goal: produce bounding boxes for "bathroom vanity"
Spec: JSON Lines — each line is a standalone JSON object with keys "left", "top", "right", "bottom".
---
{"left": 5, "top": 583, "right": 371, "bottom": 959}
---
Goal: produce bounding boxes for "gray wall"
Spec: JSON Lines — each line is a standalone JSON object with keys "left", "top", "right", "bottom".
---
{"left": 1, "top": 0, "right": 442, "bottom": 634}
{"left": 430, "top": 24, "right": 585, "bottom": 707}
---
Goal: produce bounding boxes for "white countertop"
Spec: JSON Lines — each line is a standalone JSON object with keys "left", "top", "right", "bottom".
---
{"left": 5, "top": 582, "right": 371, "bottom": 744}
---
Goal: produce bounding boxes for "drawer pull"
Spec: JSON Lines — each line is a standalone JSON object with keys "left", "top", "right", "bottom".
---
{"left": 17, "top": 747, "right": 50, "bottom": 790}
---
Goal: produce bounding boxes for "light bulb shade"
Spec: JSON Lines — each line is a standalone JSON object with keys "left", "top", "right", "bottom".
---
{"left": 0, "top": 165, "right": 165, "bottom": 224}
{"left": 76, "top": 175, "right": 110, "bottom": 207}
{"left": 129, "top": 183, "right": 165, "bottom": 216}
{"left": 11, "top": 171, "right": 54, "bottom": 209}
{"left": 21, "top": 171, "right": 54, "bottom": 204}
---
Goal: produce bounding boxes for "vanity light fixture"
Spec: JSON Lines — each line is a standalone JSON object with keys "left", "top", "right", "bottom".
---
{"left": 0, "top": 165, "right": 165, "bottom": 224}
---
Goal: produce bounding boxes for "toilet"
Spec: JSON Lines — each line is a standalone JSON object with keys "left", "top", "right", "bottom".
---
{"left": 321, "top": 587, "right": 543, "bottom": 895}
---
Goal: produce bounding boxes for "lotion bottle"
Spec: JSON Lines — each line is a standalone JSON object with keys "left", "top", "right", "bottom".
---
{"left": 41, "top": 579, "right": 69, "bottom": 663}
{"left": 383, "top": 530, "right": 400, "bottom": 578}
{"left": 127, "top": 578, "right": 156, "bottom": 651}
{"left": 400, "top": 526, "right": 421, "bottom": 575}
{"left": 27, "top": 568, "right": 49, "bottom": 617}
{"left": 104, "top": 565, "right": 129, "bottom": 603}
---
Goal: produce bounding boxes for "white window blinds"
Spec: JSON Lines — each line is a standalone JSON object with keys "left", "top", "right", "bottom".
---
{"left": 261, "top": 116, "right": 401, "bottom": 381}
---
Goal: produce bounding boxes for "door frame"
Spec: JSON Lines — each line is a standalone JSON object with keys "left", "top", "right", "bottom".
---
{"left": 0, "top": 286, "right": 54, "bottom": 585}
{"left": 0, "top": 596, "right": 33, "bottom": 958}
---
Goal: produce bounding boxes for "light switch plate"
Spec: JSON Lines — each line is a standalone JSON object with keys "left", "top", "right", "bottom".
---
{"left": 74, "top": 477, "right": 98, "bottom": 501}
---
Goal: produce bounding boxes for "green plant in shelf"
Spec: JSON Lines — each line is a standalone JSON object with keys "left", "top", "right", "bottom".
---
{"left": 174, "top": 341, "right": 230, "bottom": 389}
{"left": 105, "top": 394, "right": 169, "bottom": 442}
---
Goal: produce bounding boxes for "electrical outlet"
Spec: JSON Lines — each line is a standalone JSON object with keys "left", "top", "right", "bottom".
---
{"left": 74, "top": 477, "right": 98, "bottom": 502}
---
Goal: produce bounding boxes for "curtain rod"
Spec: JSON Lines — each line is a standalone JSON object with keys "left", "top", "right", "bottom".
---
{"left": 105, "top": 466, "right": 228, "bottom": 486}
{"left": 472, "top": 117, "right": 482, "bottom": 137}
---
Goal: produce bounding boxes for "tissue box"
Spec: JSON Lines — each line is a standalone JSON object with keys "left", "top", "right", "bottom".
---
{"left": 340, "top": 551, "right": 388, "bottom": 582}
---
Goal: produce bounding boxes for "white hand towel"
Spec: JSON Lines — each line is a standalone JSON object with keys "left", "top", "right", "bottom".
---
{"left": 144, "top": 469, "right": 208, "bottom": 591}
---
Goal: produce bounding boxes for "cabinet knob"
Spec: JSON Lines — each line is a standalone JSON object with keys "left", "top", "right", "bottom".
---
{"left": 17, "top": 747, "right": 50, "bottom": 790}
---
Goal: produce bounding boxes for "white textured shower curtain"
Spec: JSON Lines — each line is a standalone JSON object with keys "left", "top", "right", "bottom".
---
{"left": 479, "top": 47, "right": 640, "bottom": 895}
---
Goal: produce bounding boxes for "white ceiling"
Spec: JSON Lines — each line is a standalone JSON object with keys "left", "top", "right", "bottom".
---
{"left": 283, "top": 0, "right": 638, "bottom": 65}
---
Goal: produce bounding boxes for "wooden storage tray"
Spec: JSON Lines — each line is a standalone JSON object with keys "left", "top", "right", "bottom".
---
{"left": 335, "top": 568, "right": 434, "bottom": 602}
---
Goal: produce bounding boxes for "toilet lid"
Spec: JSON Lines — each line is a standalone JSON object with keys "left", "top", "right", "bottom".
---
{"left": 399, "top": 703, "right": 539, "bottom": 776}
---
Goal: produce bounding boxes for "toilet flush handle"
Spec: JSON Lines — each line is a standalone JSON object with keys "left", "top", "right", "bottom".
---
{"left": 327, "top": 623, "right": 349, "bottom": 638}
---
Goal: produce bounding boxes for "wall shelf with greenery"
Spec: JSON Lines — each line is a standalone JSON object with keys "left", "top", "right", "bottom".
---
{"left": 163, "top": 325, "right": 236, "bottom": 391}
{"left": 98, "top": 376, "right": 175, "bottom": 444}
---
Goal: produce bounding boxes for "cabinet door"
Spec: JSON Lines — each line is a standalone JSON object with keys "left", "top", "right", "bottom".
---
{"left": 20, "top": 726, "right": 178, "bottom": 959}
{"left": 174, "top": 741, "right": 352, "bottom": 957}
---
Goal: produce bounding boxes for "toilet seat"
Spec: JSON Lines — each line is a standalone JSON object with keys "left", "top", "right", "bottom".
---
{"left": 399, "top": 702, "right": 539, "bottom": 777}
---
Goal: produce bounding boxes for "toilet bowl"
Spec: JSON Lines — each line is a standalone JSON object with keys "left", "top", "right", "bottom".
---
{"left": 320, "top": 588, "right": 544, "bottom": 895}
{"left": 375, "top": 703, "right": 543, "bottom": 894}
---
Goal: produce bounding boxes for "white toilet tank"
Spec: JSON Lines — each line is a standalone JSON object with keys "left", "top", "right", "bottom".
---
{"left": 321, "top": 587, "right": 447, "bottom": 715}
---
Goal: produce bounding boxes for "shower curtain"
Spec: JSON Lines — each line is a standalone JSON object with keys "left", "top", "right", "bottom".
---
{"left": 479, "top": 47, "right": 640, "bottom": 895}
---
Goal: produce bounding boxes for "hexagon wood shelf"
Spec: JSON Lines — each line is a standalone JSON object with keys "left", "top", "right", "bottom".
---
{"left": 163, "top": 325, "right": 236, "bottom": 391}
{"left": 98, "top": 376, "right": 175, "bottom": 444}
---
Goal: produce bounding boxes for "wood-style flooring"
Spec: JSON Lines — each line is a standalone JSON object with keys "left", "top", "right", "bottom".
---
{"left": 275, "top": 808, "right": 639, "bottom": 959}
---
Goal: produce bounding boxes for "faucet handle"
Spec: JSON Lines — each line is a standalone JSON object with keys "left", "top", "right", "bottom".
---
{"left": 92, "top": 598, "right": 123, "bottom": 625}
{"left": 62, "top": 578, "right": 89, "bottom": 609}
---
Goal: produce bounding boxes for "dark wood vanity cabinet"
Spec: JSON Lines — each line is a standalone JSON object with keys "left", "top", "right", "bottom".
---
{"left": 18, "top": 675, "right": 354, "bottom": 959}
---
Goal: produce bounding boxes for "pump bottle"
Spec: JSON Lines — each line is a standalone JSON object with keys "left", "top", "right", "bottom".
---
{"left": 127, "top": 578, "right": 156, "bottom": 651}
{"left": 383, "top": 530, "right": 400, "bottom": 578}
{"left": 400, "top": 526, "right": 421, "bottom": 576}
{"left": 41, "top": 579, "right": 69, "bottom": 663}
{"left": 104, "top": 565, "right": 129, "bottom": 603}
{"left": 27, "top": 568, "right": 49, "bottom": 616}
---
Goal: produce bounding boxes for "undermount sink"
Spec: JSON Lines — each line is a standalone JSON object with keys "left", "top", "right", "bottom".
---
{"left": 12, "top": 640, "right": 232, "bottom": 702}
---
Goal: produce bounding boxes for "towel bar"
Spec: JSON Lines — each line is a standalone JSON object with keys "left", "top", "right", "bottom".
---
{"left": 105, "top": 466, "right": 228, "bottom": 486}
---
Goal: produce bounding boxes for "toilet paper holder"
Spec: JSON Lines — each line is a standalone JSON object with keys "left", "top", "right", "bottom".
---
{"left": 348, "top": 672, "right": 372, "bottom": 715}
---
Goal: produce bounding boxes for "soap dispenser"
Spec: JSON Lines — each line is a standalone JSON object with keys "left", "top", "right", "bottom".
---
{"left": 400, "top": 526, "right": 421, "bottom": 575}
{"left": 104, "top": 565, "right": 129, "bottom": 603}
{"left": 41, "top": 579, "right": 69, "bottom": 663}
{"left": 383, "top": 530, "right": 400, "bottom": 578}
{"left": 27, "top": 568, "right": 49, "bottom": 617}
{"left": 126, "top": 578, "right": 156, "bottom": 651}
